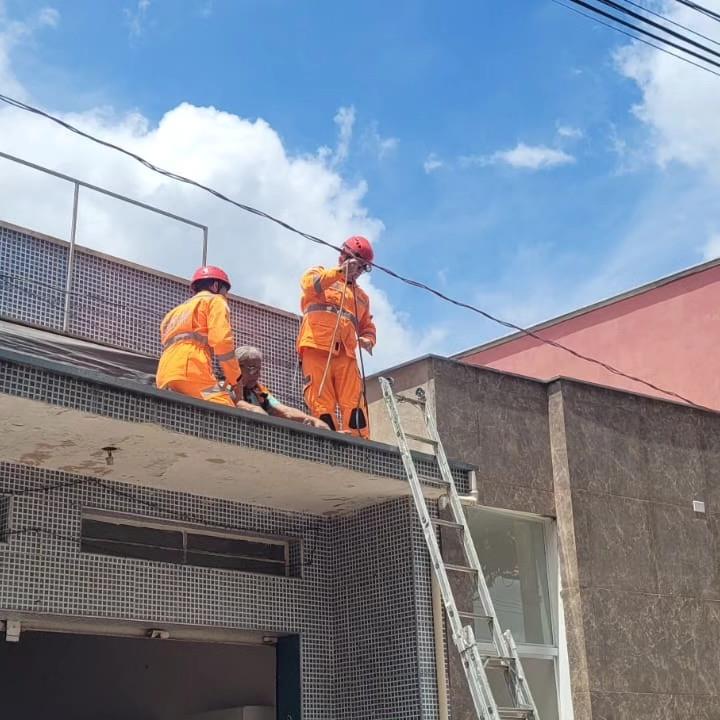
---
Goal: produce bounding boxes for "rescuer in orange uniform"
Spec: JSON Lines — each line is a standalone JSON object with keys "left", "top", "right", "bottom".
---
{"left": 297, "top": 235, "right": 376, "bottom": 438}
{"left": 156, "top": 265, "right": 241, "bottom": 407}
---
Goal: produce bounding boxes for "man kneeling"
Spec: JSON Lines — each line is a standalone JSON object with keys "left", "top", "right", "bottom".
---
{"left": 232, "top": 346, "right": 330, "bottom": 430}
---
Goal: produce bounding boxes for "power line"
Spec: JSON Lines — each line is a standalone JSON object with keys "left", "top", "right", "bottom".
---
{"left": 0, "top": 91, "right": 710, "bottom": 410}
{"left": 671, "top": 0, "right": 720, "bottom": 24}
{"left": 554, "top": 0, "right": 720, "bottom": 77}
{"left": 597, "top": 0, "right": 720, "bottom": 59}
{"left": 619, "top": 0, "right": 720, "bottom": 46}
{"left": 564, "top": 0, "right": 720, "bottom": 70}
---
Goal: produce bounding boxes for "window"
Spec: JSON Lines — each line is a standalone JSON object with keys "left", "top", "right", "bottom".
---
{"left": 464, "top": 506, "right": 568, "bottom": 720}
{"left": 81, "top": 513, "right": 301, "bottom": 578}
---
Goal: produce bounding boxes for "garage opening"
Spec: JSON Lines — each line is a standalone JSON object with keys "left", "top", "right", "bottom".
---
{"left": 0, "top": 629, "right": 300, "bottom": 719}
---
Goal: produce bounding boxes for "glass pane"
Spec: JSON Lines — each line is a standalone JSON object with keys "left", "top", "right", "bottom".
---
{"left": 523, "top": 658, "right": 560, "bottom": 720}
{"left": 466, "top": 508, "right": 554, "bottom": 645}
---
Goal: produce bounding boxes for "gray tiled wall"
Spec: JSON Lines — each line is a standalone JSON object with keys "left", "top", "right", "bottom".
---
{"left": 0, "top": 461, "right": 437, "bottom": 719}
{"left": 331, "top": 500, "right": 439, "bottom": 720}
{"left": 0, "top": 356, "right": 461, "bottom": 488}
{"left": 0, "top": 220, "right": 446, "bottom": 718}
{"left": 0, "top": 223, "right": 302, "bottom": 407}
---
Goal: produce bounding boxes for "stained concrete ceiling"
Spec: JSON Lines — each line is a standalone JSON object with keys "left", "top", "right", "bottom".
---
{"left": 0, "top": 394, "right": 442, "bottom": 516}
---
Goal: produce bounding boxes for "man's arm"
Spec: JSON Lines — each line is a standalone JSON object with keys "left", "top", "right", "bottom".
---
{"left": 207, "top": 295, "right": 241, "bottom": 384}
{"left": 300, "top": 266, "right": 344, "bottom": 296}
{"left": 356, "top": 291, "right": 376, "bottom": 353}
{"left": 268, "top": 397, "right": 330, "bottom": 429}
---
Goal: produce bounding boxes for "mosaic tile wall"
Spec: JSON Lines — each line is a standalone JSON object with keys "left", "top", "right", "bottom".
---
{"left": 0, "top": 223, "right": 303, "bottom": 407}
{"left": 0, "top": 357, "right": 465, "bottom": 489}
{"left": 0, "top": 461, "right": 437, "bottom": 719}
{"left": 0, "top": 221, "right": 454, "bottom": 717}
{"left": 0, "top": 494, "right": 10, "bottom": 542}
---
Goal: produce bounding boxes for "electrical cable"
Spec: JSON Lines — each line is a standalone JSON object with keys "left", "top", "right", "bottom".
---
{"left": 553, "top": 0, "right": 720, "bottom": 77}
{"left": 618, "top": 0, "right": 720, "bottom": 46}
{"left": 317, "top": 272, "right": 349, "bottom": 399}
{"left": 352, "top": 285, "right": 370, "bottom": 432}
{"left": 563, "top": 0, "right": 720, "bottom": 69}
{"left": 671, "top": 0, "right": 720, "bottom": 24}
{"left": 594, "top": 0, "right": 720, "bottom": 59}
{"left": 0, "top": 91, "right": 710, "bottom": 409}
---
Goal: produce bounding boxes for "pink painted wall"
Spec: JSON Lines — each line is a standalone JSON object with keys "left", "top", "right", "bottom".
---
{"left": 461, "top": 264, "right": 720, "bottom": 410}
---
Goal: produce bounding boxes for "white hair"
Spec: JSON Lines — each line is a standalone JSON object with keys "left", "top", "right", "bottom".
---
{"left": 234, "top": 345, "right": 263, "bottom": 363}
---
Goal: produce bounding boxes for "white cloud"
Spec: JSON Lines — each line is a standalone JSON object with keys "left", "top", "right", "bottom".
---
{"left": 124, "top": 0, "right": 151, "bottom": 38}
{"left": 38, "top": 7, "right": 60, "bottom": 27}
{"left": 0, "top": 4, "right": 60, "bottom": 100}
{"left": 362, "top": 122, "right": 398, "bottom": 160}
{"left": 615, "top": 4, "right": 720, "bottom": 176}
{"left": 613, "top": 3, "right": 720, "bottom": 269}
{"left": 0, "top": 12, "right": 444, "bottom": 372}
{"left": 462, "top": 142, "right": 575, "bottom": 170}
{"left": 423, "top": 153, "right": 443, "bottom": 174}
{"left": 556, "top": 124, "right": 583, "bottom": 140}
{"left": 329, "top": 105, "right": 355, "bottom": 166}
{"left": 703, "top": 234, "right": 720, "bottom": 261}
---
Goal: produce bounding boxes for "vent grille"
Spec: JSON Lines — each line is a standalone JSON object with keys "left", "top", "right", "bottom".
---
{"left": 81, "top": 515, "right": 299, "bottom": 577}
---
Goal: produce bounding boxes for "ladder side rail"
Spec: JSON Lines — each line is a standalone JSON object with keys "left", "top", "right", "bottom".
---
{"left": 379, "top": 378, "right": 499, "bottom": 719}
{"left": 504, "top": 631, "right": 540, "bottom": 719}
{"left": 422, "top": 404, "right": 511, "bottom": 658}
{"left": 422, "top": 400, "right": 541, "bottom": 719}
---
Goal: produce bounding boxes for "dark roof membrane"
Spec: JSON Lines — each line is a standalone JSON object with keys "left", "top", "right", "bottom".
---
{"left": 0, "top": 319, "right": 157, "bottom": 384}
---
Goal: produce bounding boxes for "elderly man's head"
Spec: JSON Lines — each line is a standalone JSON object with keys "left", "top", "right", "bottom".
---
{"left": 235, "top": 345, "right": 263, "bottom": 386}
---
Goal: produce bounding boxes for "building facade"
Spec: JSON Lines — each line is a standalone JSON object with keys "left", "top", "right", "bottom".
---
{"left": 0, "top": 221, "right": 467, "bottom": 719}
{"left": 2, "top": 220, "right": 718, "bottom": 719}
{"left": 455, "top": 260, "right": 720, "bottom": 411}
{"left": 369, "top": 356, "right": 720, "bottom": 720}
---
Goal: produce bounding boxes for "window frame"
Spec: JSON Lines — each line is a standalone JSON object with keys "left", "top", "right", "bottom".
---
{"left": 463, "top": 503, "right": 573, "bottom": 720}
{"left": 80, "top": 510, "right": 303, "bottom": 578}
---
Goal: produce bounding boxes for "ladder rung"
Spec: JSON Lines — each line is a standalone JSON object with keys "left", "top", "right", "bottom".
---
{"left": 405, "top": 432, "right": 438, "bottom": 445}
{"left": 443, "top": 563, "right": 477, "bottom": 574}
{"left": 395, "top": 394, "right": 426, "bottom": 406}
{"left": 498, "top": 708, "right": 534, "bottom": 720}
{"left": 457, "top": 611, "right": 492, "bottom": 624}
{"left": 431, "top": 518, "right": 464, "bottom": 531}
{"left": 483, "top": 655, "right": 514, "bottom": 670}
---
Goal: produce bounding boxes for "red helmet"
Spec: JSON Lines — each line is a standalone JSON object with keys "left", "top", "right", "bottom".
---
{"left": 191, "top": 265, "right": 231, "bottom": 290}
{"left": 341, "top": 235, "right": 374, "bottom": 264}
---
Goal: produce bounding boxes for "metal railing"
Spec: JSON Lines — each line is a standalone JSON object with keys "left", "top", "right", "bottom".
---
{"left": 0, "top": 150, "right": 209, "bottom": 331}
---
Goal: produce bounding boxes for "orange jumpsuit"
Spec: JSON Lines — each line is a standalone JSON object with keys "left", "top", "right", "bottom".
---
{"left": 156, "top": 291, "right": 241, "bottom": 407}
{"left": 297, "top": 266, "right": 376, "bottom": 437}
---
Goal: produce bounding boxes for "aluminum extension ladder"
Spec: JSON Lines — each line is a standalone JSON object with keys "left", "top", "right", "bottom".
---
{"left": 379, "top": 376, "right": 540, "bottom": 720}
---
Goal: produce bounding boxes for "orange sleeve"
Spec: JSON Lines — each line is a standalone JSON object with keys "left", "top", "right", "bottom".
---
{"left": 301, "top": 266, "right": 344, "bottom": 296}
{"left": 358, "top": 298, "right": 376, "bottom": 346}
{"left": 207, "top": 295, "right": 241, "bottom": 383}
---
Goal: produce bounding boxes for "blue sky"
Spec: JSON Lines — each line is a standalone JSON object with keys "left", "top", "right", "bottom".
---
{"left": 2, "top": 0, "right": 719, "bottom": 366}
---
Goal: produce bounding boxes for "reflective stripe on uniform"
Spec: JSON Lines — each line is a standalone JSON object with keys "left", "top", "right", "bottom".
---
{"left": 215, "top": 350, "right": 236, "bottom": 362}
{"left": 312, "top": 274, "right": 324, "bottom": 295}
{"left": 162, "top": 331, "right": 209, "bottom": 350}
{"left": 304, "top": 303, "right": 358, "bottom": 327}
{"left": 200, "top": 384, "right": 226, "bottom": 399}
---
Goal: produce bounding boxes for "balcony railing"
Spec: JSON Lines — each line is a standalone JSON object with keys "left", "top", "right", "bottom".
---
{"left": 0, "top": 150, "right": 209, "bottom": 332}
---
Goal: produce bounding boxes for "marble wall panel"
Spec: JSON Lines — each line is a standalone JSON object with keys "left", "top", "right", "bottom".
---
{"left": 590, "top": 691, "right": 716, "bottom": 720}
{"left": 650, "top": 504, "right": 720, "bottom": 600}
{"left": 574, "top": 490, "right": 658, "bottom": 594}
{"left": 431, "top": 359, "right": 555, "bottom": 514}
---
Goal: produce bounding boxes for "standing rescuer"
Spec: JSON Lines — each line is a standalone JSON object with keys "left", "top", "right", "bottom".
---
{"left": 297, "top": 235, "right": 376, "bottom": 438}
{"left": 156, "top": 265, "right": 240, "bottom": 407}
